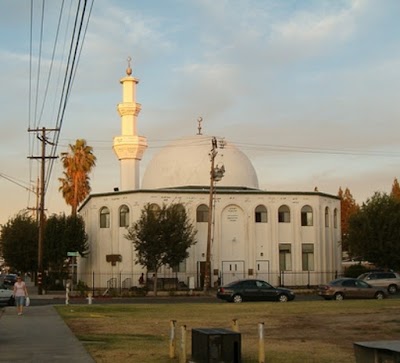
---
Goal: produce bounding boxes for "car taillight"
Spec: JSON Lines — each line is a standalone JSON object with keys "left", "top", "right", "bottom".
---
{"left": 219, "top": 288, "right": 225, "bottom": 293}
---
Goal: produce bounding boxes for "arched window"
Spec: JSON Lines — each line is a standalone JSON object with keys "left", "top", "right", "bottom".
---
{"left": 196, "top": 204, "right": 209, "bottom": 222}
{"left": 119, "top": 205, "right": 129, "bottom": 227}
{"left": 255, "top": 205, "right": 267, "bottom": 223}
{"left": 149, "top": 203, "right": 161, "bottom": 217}
{"left": 325, "top": 207, "right": 330, "bottom": 227}
{"left": 334, "top": 208, "right": 338, "bottom": 228}
{"left": 301, "top": 205, "right": 313, "bottom": 226}
{"left": 278, "top": 205, "right": 290, "bottom": 223}
{"left": 174, "top": 203, "right": 186, "bottom": 215}
{"left": 100, "top": 207, "right": 110, "bottom": 228}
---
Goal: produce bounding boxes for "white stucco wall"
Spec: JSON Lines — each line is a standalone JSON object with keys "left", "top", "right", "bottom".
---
{"left": 78, "top": 189, "right": 341, "bottom": 289}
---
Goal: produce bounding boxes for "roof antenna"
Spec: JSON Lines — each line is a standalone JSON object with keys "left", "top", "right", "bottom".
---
{"left": 197, "top": 116, "right": 203, "bottom": 135}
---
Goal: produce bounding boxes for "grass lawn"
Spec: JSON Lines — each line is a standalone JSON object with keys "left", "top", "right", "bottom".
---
{"left": 56, "top": 299, "right": 400, "bottom": 363}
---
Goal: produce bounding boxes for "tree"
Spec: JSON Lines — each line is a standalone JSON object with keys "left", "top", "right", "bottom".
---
{"left": 338, "top": 187, "right": 359, "bottom": 251}
{"left": 0, "top": 214, "right": 38, "bottom": 273}
{"left": 44, "top": 213, "right": 88, "bottom": 271}
{"left": 347, "top": 192, "right": 400, "bottom": 270}
{"left": 390, "top": 178, "right": 400, "bottom": 201}
{"left": 59, "top": 139, "right": 96, "bottom": 216}
{"left": 43, "top": 213, "right": 88, "bottom": 289}
{"left": 125, "top": 203, "right": 197, "bottom": 295}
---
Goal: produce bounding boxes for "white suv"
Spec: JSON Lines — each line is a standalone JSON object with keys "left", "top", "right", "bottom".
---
{"left": 0, "top": 283, "right": 15, "bottom": 306}
{"left": 358, "top": 271, "right": 400, "bottom": 294}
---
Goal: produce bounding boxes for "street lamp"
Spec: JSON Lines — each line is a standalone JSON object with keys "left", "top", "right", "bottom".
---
{"left": 204, "top": 137, "right": 225, "bottom": 292}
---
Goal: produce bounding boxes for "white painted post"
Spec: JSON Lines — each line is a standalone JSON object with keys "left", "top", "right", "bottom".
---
{"left": 169, "top": 320, "right": 177, "bottom": 358}
{"left": 232, "top": 318, "right": 240, "bottom": 332}
{"left": 65, "top": 282, "right": 70, "bottom": 305}
{"left": 87, "top": 292, "right": 93, "bottom": 305}
{"left": 179, "top": 325, "right": 187, "bottom": 363}
{"left": 258, "top": 322, "right": 265, "bottom": 363}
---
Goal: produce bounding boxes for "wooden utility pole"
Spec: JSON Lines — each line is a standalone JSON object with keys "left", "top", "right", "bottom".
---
{"left": 28, "top": 127, "right": 58, "bottom": 294}
{"left": 203, "top": 137, "right": 225, "bottom": 292}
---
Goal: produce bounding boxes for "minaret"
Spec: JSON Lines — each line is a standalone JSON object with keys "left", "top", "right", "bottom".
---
{"left": 113, "top": 57, "right": 147, "bottom": 190}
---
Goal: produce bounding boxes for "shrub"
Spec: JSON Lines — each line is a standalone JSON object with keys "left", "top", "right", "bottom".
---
{"left": 344, "top": 264, "right": 370, "bottom": 278}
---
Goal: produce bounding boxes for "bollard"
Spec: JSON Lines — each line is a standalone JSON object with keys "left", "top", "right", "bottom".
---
{"left": 179, "top": 325, "right": 187, "bottom": 363}
{"left": 258, "top": 322, "right": 265, "bottom": 363}
{"left": 65, "top": 282, "right": 70, "bottom": 305}
{"left": 169, "top": 320, "right": 177, "bottom": 358}
{"left": 87, "top": 292, "right": 93, "bottom": 305}
{"left": 232, "top": 318, "right": 240, "bottom": 332}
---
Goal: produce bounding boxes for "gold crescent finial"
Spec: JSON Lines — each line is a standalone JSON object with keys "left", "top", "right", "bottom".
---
{"left": 197, "top": 117, "right": 203, "bottom": 135}
{"left": 126, "top": 56, "right": 132, "bottom": 76}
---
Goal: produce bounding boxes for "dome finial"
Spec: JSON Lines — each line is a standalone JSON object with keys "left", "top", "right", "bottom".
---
{"left": 197, "top": 116, "right": 203, "bottom": 135}
{"left": 126, "top": 56, "right": 132, "bottom": 76}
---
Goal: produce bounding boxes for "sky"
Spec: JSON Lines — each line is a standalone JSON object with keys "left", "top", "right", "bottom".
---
{"left": 1, "top": 0, "right": 400, "bottom": 226}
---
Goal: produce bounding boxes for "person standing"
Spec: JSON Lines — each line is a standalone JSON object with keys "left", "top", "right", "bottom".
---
{"left": 13, "top": 276, "right": 28, "bottom": 315}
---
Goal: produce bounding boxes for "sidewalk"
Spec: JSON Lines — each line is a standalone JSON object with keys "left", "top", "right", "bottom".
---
{"left": 0, "top": 281, "right": 95, "bottom": 362}
{"left": 0, "top": 305, "right": 95, "bottom": 363}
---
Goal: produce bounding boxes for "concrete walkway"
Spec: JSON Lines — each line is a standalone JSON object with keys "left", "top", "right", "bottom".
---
{"left": 0, "top": 304, "right": 95, "bottom": 363}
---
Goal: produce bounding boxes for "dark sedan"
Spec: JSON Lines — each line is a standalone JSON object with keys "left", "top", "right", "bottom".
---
{"left": 217, "top": 279, "right": 295, "bottom": 303}
{"left": 318, "top": 278, "right": 388, "bottom": 301}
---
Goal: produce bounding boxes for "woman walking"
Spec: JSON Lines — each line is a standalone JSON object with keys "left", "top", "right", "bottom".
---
{"left": 13, "top": 276, "right": 29, "bottom": 315}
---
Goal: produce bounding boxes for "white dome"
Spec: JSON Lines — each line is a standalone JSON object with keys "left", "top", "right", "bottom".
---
{"left": 141, "top": 135, "right": 259, "bottom": 189}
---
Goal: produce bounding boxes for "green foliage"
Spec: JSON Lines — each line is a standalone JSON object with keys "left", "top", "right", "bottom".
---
{"left": 0, "top": 214, "right": 38, "bottom": 272}
{"left": 125, "top": 203, "right": 197, "bottom": 294}
{"left": 344, "top": 264, "right": 370, "bottom": 278}
{"left": 347, "top": 192, "right": 400, "bottom": 270}
{"left": 44, "top": 214, "right": 88, "bottom": 271}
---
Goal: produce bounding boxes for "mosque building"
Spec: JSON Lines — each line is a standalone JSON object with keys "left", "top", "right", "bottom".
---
{"left": 77, "top": 61, "right": 342, "bottom": 290}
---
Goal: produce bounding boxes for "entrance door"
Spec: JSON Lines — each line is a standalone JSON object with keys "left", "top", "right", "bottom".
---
{"left": 197, "top": 261, "right": 208, "bottom": 289}
{"left": 221, "top": 261, "right": 245, "bottom": 285}
{"left": 256, "top": 260, "right": 272, "bottom": 283}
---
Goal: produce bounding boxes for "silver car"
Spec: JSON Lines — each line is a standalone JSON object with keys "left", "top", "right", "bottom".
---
{"left": 0, "top": 283, "right": 15, "bottom": 306}
{"left": 358, "top": 271, "right": 400, "bottom": 294}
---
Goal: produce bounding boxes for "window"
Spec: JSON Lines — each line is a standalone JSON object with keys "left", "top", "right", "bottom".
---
{"left": 301, "top": 205, "right": 313, "bottom": 226}
{"left": 149, "top": 203, "right": 161, "bottom": 217}
{"left": 100, "top": 207, "right": 110, "bottom": 228}
{"left": 119, "top": 205, "right": 129, "bottom": 227}
{"left": 172, "top": 260, "right": 186, "bottom": 272}
{"left": 325, "top": 207, "right": 329, "bottom": 227}
{"left": 255, "top": 205, "right": 267, "bottom": 223}
{"left": 279, "top": 243, "right": 292, "bottom": 271}
{"left": 196, "top": 204, "right": 209, "bottom": 222}
{"left": 278, "top": 205, "right": 290, "bottom": 223}
{"left": 302, "top": 244, "right": 314, "bottom": 271}
{"left": 334, "top": 208, "right": 338, "bottom": 228}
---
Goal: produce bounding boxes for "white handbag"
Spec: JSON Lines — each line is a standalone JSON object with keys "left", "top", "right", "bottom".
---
{"left": 25, "top": 297, "right": 30, "bottom": 307}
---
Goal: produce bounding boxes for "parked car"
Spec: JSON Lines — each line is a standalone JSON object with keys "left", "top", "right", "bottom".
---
{"left": 318, "top": 278, "right": 388, "bottom": 301}
{"left": 2, "top": 273, "right": 18, "bottom": 287}
{"left": 357, "top": 271, "right": 400, "bottom": 294}
{"left": 216, "top": 279, "right": 295, "bottom": 303}
{"left": 0, "top": 283, "right": 15, "bottom": 306}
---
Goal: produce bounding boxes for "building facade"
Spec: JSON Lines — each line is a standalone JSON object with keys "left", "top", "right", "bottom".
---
{"left": 77, "top": 63, "right": 342, "bottom": 290}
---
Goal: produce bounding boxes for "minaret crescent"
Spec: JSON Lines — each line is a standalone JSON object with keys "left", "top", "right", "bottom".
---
{"left": 113, "top": 58, "right": 148, "bottom": 190}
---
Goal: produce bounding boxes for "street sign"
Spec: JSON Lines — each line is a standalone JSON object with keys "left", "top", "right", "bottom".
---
{"left": 67, "top": 252, "right": 79, "bottom": 257}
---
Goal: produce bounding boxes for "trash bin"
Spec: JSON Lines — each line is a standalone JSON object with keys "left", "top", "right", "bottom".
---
{"left": 191, "top": 328, "right": 241, "bottom": 363}
{"left": 354, "top": 340, "right": 400, "bottom": 363}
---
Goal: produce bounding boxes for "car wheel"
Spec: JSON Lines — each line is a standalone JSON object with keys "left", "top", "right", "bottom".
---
{"left": 278, "top": 294, "right": 288, "bottom": 302}
{"left": 388, "top": 284, "right": 398, "bottom": 295}
{"left": 8, "top": 296, "right": 15, "bottom": 306}
{"left": 334, "top": 292, "right": 344, "bottom": 301}
{"left": 375, "top": 291, "right": 385, "bottom": 300}
{"left": 232, "top": 294, "right": 243, "bottom": 303}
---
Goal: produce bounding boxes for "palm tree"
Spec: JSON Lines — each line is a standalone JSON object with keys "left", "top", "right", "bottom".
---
{"left": 59, "top": 139, "right": 96, "bottom": 216}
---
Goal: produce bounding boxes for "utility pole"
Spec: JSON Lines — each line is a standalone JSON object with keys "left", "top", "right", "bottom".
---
{"left": 28, "top": 127, "right": 59, "bottom": 294}
{"left": 204, "top": 137, "right": 225, "bottom": 292}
